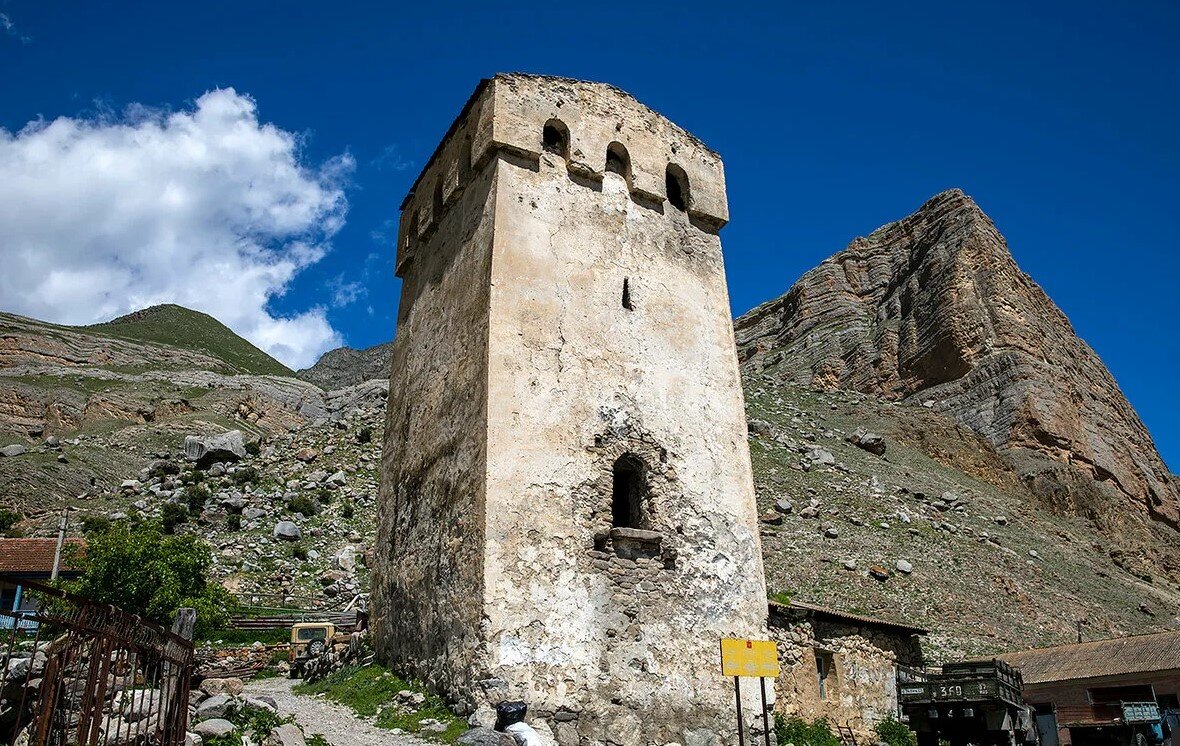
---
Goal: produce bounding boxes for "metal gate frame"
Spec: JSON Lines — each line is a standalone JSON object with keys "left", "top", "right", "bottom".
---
{"left": 0, "top": 579, "right": 194, "bottom": 746}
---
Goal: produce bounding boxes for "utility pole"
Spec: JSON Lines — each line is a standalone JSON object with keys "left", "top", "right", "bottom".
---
{"left": 50, "top": 508, "right": 69, "bottom": 581}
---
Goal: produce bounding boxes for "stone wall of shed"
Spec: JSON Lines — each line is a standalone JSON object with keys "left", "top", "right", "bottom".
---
{"left": 770, "top": 613, "right": 924, "bottom": 742}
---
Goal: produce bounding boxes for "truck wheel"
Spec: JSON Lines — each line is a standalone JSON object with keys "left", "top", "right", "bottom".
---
{"left": 309, "top": 640, "right": 325, "bottom": 657}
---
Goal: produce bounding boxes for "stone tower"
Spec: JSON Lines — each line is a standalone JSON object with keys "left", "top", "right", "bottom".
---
{"left": 373, "top": 74, "right": 769, "bottom": 746}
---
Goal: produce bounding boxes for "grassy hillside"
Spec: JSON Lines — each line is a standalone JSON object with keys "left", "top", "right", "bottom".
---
{"left": 86, "top": 305, "right": 293, "bottom": 377}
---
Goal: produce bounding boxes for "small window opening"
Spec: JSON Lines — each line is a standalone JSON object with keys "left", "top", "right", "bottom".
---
{"left": 621, "top": 278, "right": 633, "bottom": 310}
{"left": 666, "top": 164, "right": 689, "bottom": 211}
{"left": 816, "top": 652, "right": 834, "bottom": 700}
{"left": 605, "top": 142, "right": 630, "bottom": 178}
{"left": 542, "top": 119, "right": 569, "bottom": 159}
{"left": 611, "top": 455, "right": 646, "bottom": 529}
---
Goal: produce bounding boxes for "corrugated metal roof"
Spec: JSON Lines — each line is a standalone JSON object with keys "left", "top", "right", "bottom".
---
{"left": 0, "top": 538, "right": 86, "bottom": 575}
{"left": 770, "top": 599, "right": 929, "bottom": 636}
{"left": 999, "top": 630, "right": 1180, "bottom": 684}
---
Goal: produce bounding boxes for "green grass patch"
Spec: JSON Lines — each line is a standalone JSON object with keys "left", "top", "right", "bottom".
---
{"left": 198, "top": 628, "right": 290, "bottom": 646}
{"left": 295, "top": 664, "right": 464, "bottom": 743}
{"left": 86, "top": 304, "right": 293, "bottom": 377}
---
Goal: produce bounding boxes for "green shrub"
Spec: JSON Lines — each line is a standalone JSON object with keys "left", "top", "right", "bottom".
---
{"left": 317, "top": 488, "right": 333, "bottom": 505}
{"left": 67, "top": 524, "right": 235, "bottom": 637}
{"left": 232, "top": 466, "right": 259, "bottom": 485}
{"left": 81, "top": 515, "right": 113, "bottom": 535}
{"left": 181, "top": 470, "right": 206, "bottom": 485}
{"left": 245, "top": 440, "right": 262, "bottom": 456}
{"left": 775, "top": 716, "right": 843, "bottom": 746}
{"left": 876, "top": 717, "right": 917, "bottom": 746}
{"left": 341, "top": 502, "right": 355, "bottom": 520}
{"left": 768, "top": 590, "right": 793, "bottom": 605}
{"left": 184, "top": 483, "right": 211, "bottom": 513}
{"left": 226, "top": 514, "right": 242, "bottom": 531}
{"left": 161, "top": 503, "right": 189, "bottom": 534}
{"left": 356, "top": 427, "right": 372, "bottom": 444}
{"left": 288, "top": 495, "right": 320, "bottom": 517}
{"left": 291, "top": 544, "right": 308, "bottom": 561}
{"left": 0, "top": 509, "right": 22, "bottom": 536}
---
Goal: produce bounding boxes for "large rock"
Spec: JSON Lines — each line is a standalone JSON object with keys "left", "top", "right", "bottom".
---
{"left": 194, "top": 694, "right": 236, "bottom": 720}
{"left": 273, "top": 521, "right": 302, "bottom": 541}
{"left": 736, "top": 189, "right": 1178, "bottom": 527}
{"left": 199, "top": 677, "right": 244, "bottom": 697}
{"left": 263, "top": 723, "right": 306, "bottom": 746}
{"left": 458, "top": 728, "right": 517, "bottom": 746}
{"left": 184, "top": 431, "right": 247, "bottom": 467}
{"left": 194, "top": 719, "right": 236, "bottom": 739}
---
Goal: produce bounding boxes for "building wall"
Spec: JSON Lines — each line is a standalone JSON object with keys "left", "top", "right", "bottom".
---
{"left": 770, "top": 611, "right": 925, "bottom": 742}
{"left": 371, "top": 106, "right": 497, "bottom": 702}
{"left": 1022, "top": 671, "right": 1180, "bottom": 746}
{"left": 375, "top": 75, "right": 769, "bottom": 746}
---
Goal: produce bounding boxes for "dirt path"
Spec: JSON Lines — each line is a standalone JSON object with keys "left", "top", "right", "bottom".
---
{"left": 245, "top": 677, "right": 432, "bottom": 746}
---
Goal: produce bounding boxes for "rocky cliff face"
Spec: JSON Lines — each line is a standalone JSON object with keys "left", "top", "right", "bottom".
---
{"left": 735, "top": 189, "right": 1177, "bottom": 529}
{"left": 298, "top": 342, "right": 393, "bottom": 390}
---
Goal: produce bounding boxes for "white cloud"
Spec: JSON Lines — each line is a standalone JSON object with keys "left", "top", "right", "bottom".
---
{"left": 0, "top": 12, "right": 31, "bottom": 43}
{"left": 0, "top": 88, "right": 354, "bottom": 369}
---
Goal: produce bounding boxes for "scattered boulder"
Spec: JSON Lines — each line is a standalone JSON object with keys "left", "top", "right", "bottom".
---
{"left": 747, "top": 419, "right": 774, "bottom": 438}
{"left": 294, "top": 448, "right": 318, "bottom": 463}
{"left": 194, "top": 694, "right": 235, "bottom": 720}
{"left": 846, "top": 428, "right": 886, "bottom": 456}
{"left": 869, "top": 565, "right": 890, "bottom": 581}
{"left": 194, "top": 720, "right": 236, "bottom": 740}
{"left": 759, "top": 511, "right": 783, "bottom": 526}
{"left": 273, "top": 521, "right": 302, "bottom": 542}
{"left": 896, "top": 559, "right": 914, "bottom": 574}
{"left": 199, "top": 678, "right": 244, "bottom": 697}
{"left": 263, "top": 723, "right": 306, "bottom": 746}
{"left": 184, "top": 431, "right": 247, "bottom": 467}
{"left": 773, "top": 498, "right": 793, "bottom": 514}
{"left": 459, "top": 728, "right": 517, "bottom": 746}
{"left": 0, "top": 445, "right": 27, "bottom": 458}
{"left": 804, "top": 446, "right": 836, "bottom": 467}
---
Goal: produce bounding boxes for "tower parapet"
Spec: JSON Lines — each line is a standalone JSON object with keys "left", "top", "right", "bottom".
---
{"left": 397, "top": 73, "right": 729, "bottom": 277}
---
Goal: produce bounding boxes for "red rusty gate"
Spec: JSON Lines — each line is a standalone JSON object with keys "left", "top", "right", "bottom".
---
{"left": 0, "top": 580, "right": 194, "bottom": 746}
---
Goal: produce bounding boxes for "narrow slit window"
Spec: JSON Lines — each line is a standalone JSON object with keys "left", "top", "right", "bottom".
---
{"left": 622, "top": 278, "right": 633, "bottom": 310}
{"left": 611, "top": 455, "right": 645, "bottom": 529}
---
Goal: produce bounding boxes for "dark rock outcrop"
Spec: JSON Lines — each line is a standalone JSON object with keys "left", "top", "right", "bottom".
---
{"left": 297, "top": 342, "right": 393, "bottom": 390}
{"left": 735, "top": 189, "right": 1177, "bottom": 527}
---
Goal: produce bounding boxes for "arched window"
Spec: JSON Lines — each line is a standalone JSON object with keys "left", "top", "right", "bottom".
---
{"left": 605, "top": 142, "right": 630, "bottom": 180}
{"left": 542, "top": 119, "right": 570, "bottom": 159}
{"left": 611, "top": 455, "right": 646, "bottom": 529}
{"left": 666, "top": 164, "right": 690, "bottom": 211}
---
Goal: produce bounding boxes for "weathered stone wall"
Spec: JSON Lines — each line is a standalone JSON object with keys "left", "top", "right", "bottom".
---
{"left": 371, "top": 111, "right": 496, "bottom": 702}
{"left": 376, "top": 74, "right": 769, "bottom": 746}
{"left": 769, "top": 609, "right": 924, "bottom": 742}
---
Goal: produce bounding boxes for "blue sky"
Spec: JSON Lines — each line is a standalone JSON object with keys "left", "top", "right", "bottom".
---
{"left": 0, "top": 1, "right": 1176, "bottom": 468}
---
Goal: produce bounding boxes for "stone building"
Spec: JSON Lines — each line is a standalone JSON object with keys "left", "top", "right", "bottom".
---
{"left": 768, "top": 600, "right": 927, "bottom": 741}
{"left": 372, "top": 74, "right": 769, "bottom": 746}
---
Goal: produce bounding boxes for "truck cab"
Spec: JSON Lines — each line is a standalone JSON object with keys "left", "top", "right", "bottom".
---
{"left": 900, "top": 660, "right": 1039, "bottom": 746}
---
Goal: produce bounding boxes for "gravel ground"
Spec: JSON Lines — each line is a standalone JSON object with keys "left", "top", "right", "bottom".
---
{"left": 245, "top": 677, "right": 432, "bottom": 746}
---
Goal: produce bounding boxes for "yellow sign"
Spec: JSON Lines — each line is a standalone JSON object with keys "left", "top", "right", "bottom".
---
{"left": 720, "top": 638, "right": 779, "bottom": 677}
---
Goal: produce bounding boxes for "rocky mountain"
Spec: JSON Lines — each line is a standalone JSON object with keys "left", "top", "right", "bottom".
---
{"left": 2, "top": 188, "right": 1177, "bottom": 657}
{"left": 0, "top": 307, "right": 385, "bottom": 516}
{"left": 298, "top": 341, "right": 393, "bottom": 390}
{"left": 735, "top": 189, "right": 1178, "bottom": 533}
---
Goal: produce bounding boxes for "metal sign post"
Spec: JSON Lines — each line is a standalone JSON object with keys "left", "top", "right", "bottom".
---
{"left": 720, "top": 638, "right": 778, "bottom": 746}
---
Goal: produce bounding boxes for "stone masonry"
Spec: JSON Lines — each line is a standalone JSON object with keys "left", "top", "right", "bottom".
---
{"left": 372, "top": 74, "right": 769, "bottom": 746}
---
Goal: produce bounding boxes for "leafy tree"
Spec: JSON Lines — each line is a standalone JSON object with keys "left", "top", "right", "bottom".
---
{"left": 876, "top": 717, "right": 917, "bottom": 746}
{"left": 66, "top": 524, "right": 234, "bottom": 636}
{"left": 0, "top": 509, "right": 22, "bottom": 537}
{"left": 184, "top": 484, "right": 211, "bottom": 513}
